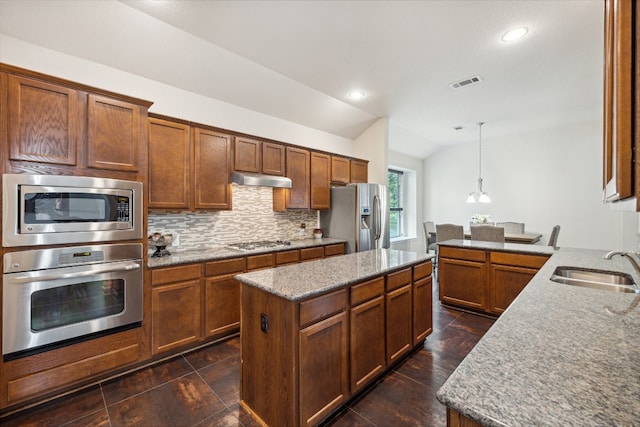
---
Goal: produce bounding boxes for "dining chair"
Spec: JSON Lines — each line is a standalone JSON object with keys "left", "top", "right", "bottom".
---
{"left": 435, "top": 223, "right": 464, "bottom": 243}
{"left": 423, "top": 221, "right": 437, "bottom": 253}
{"left": 496, "top": 221, "right": 525, "bottom": 234}
{"left": 470, "top": 224, "right": 505, "bottom": 243}
{"left": 548, "top": 225, "right": 561, "bottom": 247}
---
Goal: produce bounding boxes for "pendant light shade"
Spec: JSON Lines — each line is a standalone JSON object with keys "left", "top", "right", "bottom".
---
{"left": 467, "top": 122, "right": 491, "bottom": 203}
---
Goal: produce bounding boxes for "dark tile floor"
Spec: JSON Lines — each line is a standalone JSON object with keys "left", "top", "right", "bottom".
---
{"left": 1, "top": 283, "right": 495, "bottom": 427}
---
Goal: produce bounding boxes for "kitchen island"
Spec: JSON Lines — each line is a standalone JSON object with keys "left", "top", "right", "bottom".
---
{"left": 235, "top": 249, "right": 433, "bottom": 427}
{"left": 437, "top": 247, "right": 640, "bottom": 426}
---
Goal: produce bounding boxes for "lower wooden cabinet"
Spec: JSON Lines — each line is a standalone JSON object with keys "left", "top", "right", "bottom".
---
{"left": 439, "top": 246, "right": 549, "bottom": 315}
{"left": 413, "top": 261, "right": 433, "bottom": 345}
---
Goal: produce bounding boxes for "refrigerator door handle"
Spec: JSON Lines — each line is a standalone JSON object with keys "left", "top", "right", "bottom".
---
{"left": 373, "top": 195, "right": 381, "bottom": 241}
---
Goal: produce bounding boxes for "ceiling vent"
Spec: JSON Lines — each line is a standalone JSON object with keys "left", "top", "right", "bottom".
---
{"left": 450, "top": 75, "right": 482, "bottom": 89}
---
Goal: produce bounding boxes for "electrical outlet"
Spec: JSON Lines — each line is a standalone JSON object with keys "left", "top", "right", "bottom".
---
{"left": 260, "top": 313, "right": 268, "bottom": 333}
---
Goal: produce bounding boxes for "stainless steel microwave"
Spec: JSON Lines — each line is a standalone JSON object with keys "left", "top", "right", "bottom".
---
{"left": 2, "top": 174, "right": 143, "bottom": 247}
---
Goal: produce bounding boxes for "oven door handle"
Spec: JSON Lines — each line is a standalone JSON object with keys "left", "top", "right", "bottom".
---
{"left": 9, "top": 261, "right": 141, "bottom": 284}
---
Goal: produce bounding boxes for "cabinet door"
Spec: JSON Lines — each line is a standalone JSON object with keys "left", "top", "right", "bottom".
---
{"left": 87, "top": 94, "right": 141, "bottom": 172}
{"left": 386, "top": 284, "right": 413, "bottom": 365}
{"left": 276, "top": 146, "right": 310, "bottom": 210}
{"left": 152, "top": 279, "right": 203, "bottom": 355}
{"left": 193, "top": 128, "right": 232, "bottom": 210}
{"left": 438, "top": 258, "right": 486, "bottom": 311}
{"left": 299, "top": 311, "right": 348, "bottom": 426}
{"left": 310, "top": 152, "right": 331, "bottom": 210}
{"left": 350, "top": 295, "right": 385, "bottom": 393}
{"left": 148, "top": 118, "right": 191, "bottom": 209}
{"left": 262, "top": 141, "right": 285, "bottom": 176}
{"left": 350, "top": 159, "right": 368, "bottom": 183}
{"left": 234, "top": 136, "right": 261, "bottom": 173}
{"left": 205, "top": 274, "right": 240, "bottom": 338}
{"left": 489, "top": 265, "right": 537, "bottom": 314}
{"left": 330, "top": 155, "right": 350, "bottom": 184}
{"left": 7, "top": 75, "right": 78, "bottom": 165}
{"left": 413, "top": 276, "right": 433, "bottom": 345}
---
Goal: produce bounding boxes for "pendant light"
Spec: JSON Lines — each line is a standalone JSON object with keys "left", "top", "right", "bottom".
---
{"left": 466, "top": 122, "right": 491, "bottom": 203}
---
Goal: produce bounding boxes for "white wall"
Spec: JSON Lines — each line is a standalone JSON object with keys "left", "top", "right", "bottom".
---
{"left": 354, "top": 118, "right": 388, "bottom": 185}
{"left": 424, "top": 120, "right": 639, "bottom": 251}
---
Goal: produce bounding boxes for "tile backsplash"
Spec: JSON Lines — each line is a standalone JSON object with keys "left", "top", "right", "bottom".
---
{"left": 148, "top": 184, "right": 318, "bottom": 251}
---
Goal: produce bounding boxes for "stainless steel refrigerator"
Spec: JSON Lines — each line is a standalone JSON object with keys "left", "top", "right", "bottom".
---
{"left": 320, "top": 183, "right": 390, "bottom": 253}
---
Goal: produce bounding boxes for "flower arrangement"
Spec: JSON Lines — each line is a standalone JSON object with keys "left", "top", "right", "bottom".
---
{"left": 471, "top": 213, "right": 491, "bottom": 224}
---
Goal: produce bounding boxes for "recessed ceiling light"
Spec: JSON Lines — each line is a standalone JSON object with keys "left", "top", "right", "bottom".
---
{"left": 501, "top": 27, "right": 528, "bottom": 42}
{"left": 348, "top": 90, "right": 365, "bottom": 100}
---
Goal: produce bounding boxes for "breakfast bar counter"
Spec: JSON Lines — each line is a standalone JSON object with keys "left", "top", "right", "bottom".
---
{"left": 436, "top": 247, "right": 640, "bottom": 426}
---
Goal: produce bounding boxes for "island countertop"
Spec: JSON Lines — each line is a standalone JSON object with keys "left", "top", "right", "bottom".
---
{"left": 437, "top": 238, "right": 556, "bottom": 256}
{"left": 235, "top": 248, "right": 433, "bottom": 301}
{"left": 436, "top": 247, "right": 640, "bottom": 426}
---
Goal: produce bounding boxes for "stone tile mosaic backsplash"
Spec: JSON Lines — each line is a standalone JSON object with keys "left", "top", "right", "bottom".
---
{"left": 148, "top": 184, "right": 318, "bottom": 251}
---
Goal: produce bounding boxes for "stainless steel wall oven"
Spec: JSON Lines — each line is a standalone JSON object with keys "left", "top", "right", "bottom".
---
{"left": 3, "top": 243, "right": 143, "bottom": 360}
{"left": 2, "top": 174, "right": 143, "bottom": 247}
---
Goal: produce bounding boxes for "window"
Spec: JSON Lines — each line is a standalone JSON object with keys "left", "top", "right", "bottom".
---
{"left": 388, "top": 169, "right": 403, "bottom": 238}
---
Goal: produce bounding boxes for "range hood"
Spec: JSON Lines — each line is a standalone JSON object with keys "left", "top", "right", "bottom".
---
{"left": 231, "top": 171, "right": 292, "bottom": 188}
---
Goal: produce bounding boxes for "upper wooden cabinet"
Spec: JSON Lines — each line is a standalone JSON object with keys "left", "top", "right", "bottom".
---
{"left": 310, "top": 152, "right": 331, "bottom": 210}
{"left": 274, "top": 146, "right": 310, "bottom": 210}
{"left": 234, "top": 137, "right": 285, "bottom": 176}
{"left": 148, "top": 117, "right": 191, "bottom": 210}
{"left": 603, "top": 0, "right": 637, "bottom": 205}
{"left": 350, "top": 159, "right": 368, "bottom": 183}
{"left": 331, "top": 155, "right": 351, "bottom": 184}
{"left": 3, "top": 66, "right": 150, "bottom": 178}
{"left": 148, "top": 117, "right": 232, "bottom": 211}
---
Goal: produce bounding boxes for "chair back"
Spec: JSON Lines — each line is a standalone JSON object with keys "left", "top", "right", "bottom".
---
{"left": 548, "top": 225, "right": 561, "bottom": 247}
{"left": 496, "top": 221, "right": 525, "bottom": 234}
{"left": 423, "top": 221, "right": 437, "bottom": 253}
{"left": 435, "top": 223, "right": 464, "bottom": 242}
{"left": 470, "top": 225, "right": 505, "bottom": 243}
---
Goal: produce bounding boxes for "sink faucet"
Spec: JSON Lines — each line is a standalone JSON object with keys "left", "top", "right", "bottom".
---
{"left": 604, "top": 250, "right": 640, "bottom": 276}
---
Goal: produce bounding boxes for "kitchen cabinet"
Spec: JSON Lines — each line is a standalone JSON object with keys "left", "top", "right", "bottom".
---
{"left": 331, "top": 155, "right": 351, "bottom": 184}
{"left": 350, "top": 159, "right": 368, "bottom": 183}
{"left": 193, "top": 127, "right": 233, "bottom": 210}
{"left": 603, "top": 0, "right": 636, "bottom": 203}
{"left": 204, "top": 257, "right": 246, "bottom": 338}
{"left": 276, "top": 249, "right": 300, "bottom": 265}
{"left": 439, "top": 247, "right": 487, "bottom": 311}
{"left": 300, "top": 246, "right": 324, "bottom": 261}
{"left": 3, "top": 66, "right": 150, "bottom": 178}
{"left": 234, "top": 136, "right": 285, "bottom": 176}
{"left": 151, "top": 264, "right": 203, "bottom": 355}
{"left": 385, "top": 268, "right": 413, "bottom": 365}
{"left": 349, "top": 277, "right": 385, "bottom": 393}
{"left": 310, "top": 152, "right": 331, "bottom": 210}
{"left": 324, "top": 243, "right": 345, "bottom": 257}
{"left": 413, "top": 261, "right": 433, "bottom": 345}
{"left": 438, "top": 246, "right": 550, "bottom": 315}
{"left": 274, "top": 146, "right": 310, "bottom": 210}
{"left": 148, "top": 117, "right": 191, "bottom": 209}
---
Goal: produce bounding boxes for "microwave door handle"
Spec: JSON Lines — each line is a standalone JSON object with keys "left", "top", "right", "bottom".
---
{"left": 9, "top": 262, "right": 141, "bottom": 284}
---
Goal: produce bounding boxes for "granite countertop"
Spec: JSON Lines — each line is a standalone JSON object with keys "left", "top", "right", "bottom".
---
{"left": 438, "top": 239, "right": 556, "bottom": 256}
{"left": 436, "top": 247, "right": 640, "bottom": 426}
{"left": 235, "top": 248, "right": 433, "bottom": 301}
{"left": 147, "top": 238, "right": 346, "bottom": 268}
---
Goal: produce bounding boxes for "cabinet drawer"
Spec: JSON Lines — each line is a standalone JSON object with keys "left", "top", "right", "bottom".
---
{"left": 276, "top": 250, "right": 300, "bottom": 265}
{"left": 299, "top": 289, "right": 348, "bottom": 329}
{"left": 386, "top": 268, "right": 412, "bottom": 291}
{"left": 324, "top": 244, "right": 345, "bottom": 257}
{"left": 152, "top": 264, "right": 201, "bottom": 286}
{"left": 439, "top": 246, "right": 486, "bottom": 262}
{"left": 247, "top": 253, "right": 275, "bottom": 270}
{"left": 490, "top": 252, "right": 549, "bottom": 269}
{"left": 205, "top": 257, "right": 246, "bottom": 276}
{"left": 413, "top": 261, "right": 433, "bottom": 281}
{"left": 300, "top": 246, "right": 324, "bottom": 261}
{"left": 351, "top": 277, "right": 385, "bottom": 306}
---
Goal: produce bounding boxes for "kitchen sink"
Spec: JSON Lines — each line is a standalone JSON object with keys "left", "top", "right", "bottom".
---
{"left": 550, "top": 266, "right": 640, "bottom": 294}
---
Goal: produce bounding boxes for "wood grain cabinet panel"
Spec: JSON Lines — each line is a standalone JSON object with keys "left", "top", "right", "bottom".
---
{"left": 311, "top": 152, "right": 331, "bottom": 210}
{"left": 438, "top": 257, "right": 486, "bottom": 311}
{"left": 193, "top": 127, "right": 232, "bottom": 210}
{"left": 7, "top": 75, "right": 78, "bottom": 166}
{"left": 413, "top": 275, "right": 433, "bottom": 345}
{"left": 489, "top": 264, "right": 538, "bottom": 315}
{"left": 148, "top": 117, "right": 191, "bottom": 209}
{"left": 324, "top": 243, "right": 345, "bottom": 257}
{"left": 386, "top": 284, "right": 413, "bottom": 365}
{"left": 350, "top": 159, "right": 368, "bottom": 183}
{"left": 87, "top": 94, "right": 141, "bottom": 172}
{"left": 350, "top": 294, "right": 385, "bottom": 393}
{"left": 330, "top": 155, "right": 350, "bottom": 184}
{"left": 234, "top": 136, "right": 261, "bottom": 173}
{"left": 276, "top": 249, "right": 300, "bottom": 265}
{"left": 274, "top": 146, "right": 310, "bottom": 210}
{"left": 262, "top": 141, "right": 285, "bottom": 176}
{"left": 300, "top": 246, "right": 324, "bottom": 261}
{"left": 205, "top": 274, "right": 241, "bottom": 338}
